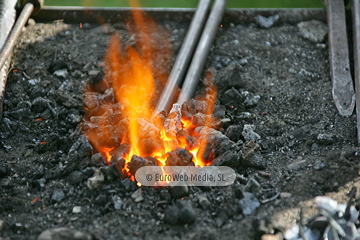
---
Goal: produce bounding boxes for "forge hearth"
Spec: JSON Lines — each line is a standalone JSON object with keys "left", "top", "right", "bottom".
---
{"left": 2, "top": 7, "right": 360, "bottom": 240}
{"left": 79, "top": 9, "right": 253, "bottom": 180}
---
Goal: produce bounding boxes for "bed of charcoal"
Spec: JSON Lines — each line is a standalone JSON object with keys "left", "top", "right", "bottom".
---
{"left": 1, "top": 14, "right": 360, "bottom": 240}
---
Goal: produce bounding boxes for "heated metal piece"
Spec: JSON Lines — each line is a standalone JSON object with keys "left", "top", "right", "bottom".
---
{"left": 352, "top": 0, "right": 360, "bottom": 144}
{"left": 155, "top": 0, "right": 211, "bottom": 113}
{"left": 325, "top": 0, "right": 355, "bottom": 116}
{"left": 177, "top": 0, "right": 228, "bottom": 106}
{"left": 0, "top": 0, "right": 43, "bottom": 119}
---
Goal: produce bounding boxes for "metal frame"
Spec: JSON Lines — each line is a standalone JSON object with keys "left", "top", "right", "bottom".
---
{"left": 28, "top": 6, "right": 326, "bottom": 24}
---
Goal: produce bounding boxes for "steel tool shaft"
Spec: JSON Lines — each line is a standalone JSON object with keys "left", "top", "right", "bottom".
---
{"left": 352, "top": 0, "right": 360, "bottom": 144}
{"left": 177, "top": 0, "right": 228, "bottom": 106}
{"left": 156, "top": 0, "right": 211, "bottom": 113}
{"left": 325, "top": 0, "right": 355, "bottom": 116}
{"left": 0, "top": 0, "right": 43, "bottom": 119}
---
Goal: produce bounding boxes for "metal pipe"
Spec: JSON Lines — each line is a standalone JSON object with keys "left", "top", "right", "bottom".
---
{"left": 177, "top": 0, "right": 228, "bottom": 106}
{"left": 352, "top": 0, "right": 360, "bottom": 144}
{"left": 155, "top": 0, "right": 211, "bottom": 113}
{"left": 0, "top": 3, "right": 34, "bottom": 70}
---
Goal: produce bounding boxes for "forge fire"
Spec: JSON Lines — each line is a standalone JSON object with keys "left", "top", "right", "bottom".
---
{"left": 82, "top": 8, "right": 219, "bottom": 181}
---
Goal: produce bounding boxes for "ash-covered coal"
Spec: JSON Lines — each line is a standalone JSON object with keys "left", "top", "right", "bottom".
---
{"left": 90, "top": 152, "right": 106, "bottom": 167}
{"left": 136, "top": 118, "right": 162, "bottom": 155}
{"left": 165, "top": 148, "right": 194, "bottom": 166}
{"left": 163, "top": 103, "right": 183, "bottom": 138}
{"left": 214, "top": 64, "right": 250, "bottom": 92}
{"left": 110, "top": 143, "right": 131, "bottom": 162}
{"left": 128, "top": 155, "right": 158, "bottom": 175}
{"left": 181, "top": 99, "right": 209, "bottom": 120}
{"left": 82, "top": 63, "right": 267, "bottom": 180}
{"left": 176, "top": 129, "right": 199, "bottom": 150}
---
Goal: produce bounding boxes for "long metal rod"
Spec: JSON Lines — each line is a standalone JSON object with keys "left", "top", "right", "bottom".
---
{"left": 352, "top": 0, "right": 360, "bottom": 144}
{"left": 325, "top": 0, "right": 355, "bottom": 116}
{"left": 31, "top": 7, "right": 326, "bottom": 25}
{"left": 0, "top": 0, "right": 17, "bottom": 50}
{"left": 156, "top": 0, "right": 211, "bottom": 113}
{"left": 177, "top": 0, "right": 228, "bottom": 106}
{"left": 0, "top": 2, "right": 34, "bottom": 119}
{"left": 0, "top": 54, "right": 11, "bottom": 119}
{"left": 0, "top": 3, "right": 34, "bottom": 70}
{"left": 0, "top": 3, "right": 34, "bottom": 119}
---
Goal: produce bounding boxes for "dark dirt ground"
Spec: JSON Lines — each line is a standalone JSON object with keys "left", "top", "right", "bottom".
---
{"left": 1, "top": 9, "right": 360, "bottom": 240}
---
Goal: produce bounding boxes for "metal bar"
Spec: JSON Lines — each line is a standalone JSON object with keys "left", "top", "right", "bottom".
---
{"left": 0, "top": 53, "right": 11, "bottom": 119}
{"left": 0, "top": 0, "right": 17, "bottom": 50}
{"left": 30, "top": 6, "right": 326, "bottom": 25}
{"left": 0, "top": 0, "right": 17, "bottom": 108}
{"left": 325, "top": 0, "right": 355, "bottom": 116}
{"left": 352, "top": 0, "right": 360, "bottom": 144}
{"left": 156, "top": 0, "right": 211, "bottom": 113}
{"left": 177, "top": 0, "right": 228, "bottom": 105}
{"left": 0, "top": 3, "right": 34, "bottom": 70}
{"left": 0, "top": 3, "right": 34, "bottom": 119}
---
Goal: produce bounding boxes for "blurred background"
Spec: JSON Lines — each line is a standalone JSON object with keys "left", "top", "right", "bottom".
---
{"left": 44, "top": 0, "right": 324, "bottom": 8}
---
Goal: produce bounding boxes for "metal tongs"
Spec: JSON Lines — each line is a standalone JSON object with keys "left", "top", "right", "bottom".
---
{"left": 156, "top": 0, "right": 227, "bottom": 113}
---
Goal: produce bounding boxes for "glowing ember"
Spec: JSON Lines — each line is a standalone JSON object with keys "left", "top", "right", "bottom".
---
{"left": 82, "top": 4, "right": 218, "bottom": 180}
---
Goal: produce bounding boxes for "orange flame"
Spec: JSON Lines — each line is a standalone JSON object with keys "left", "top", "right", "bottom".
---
{"left": 83, "top": 2, "right": 218, "bottom": 180}
{"left": 194, "top": 71, "right": 217, "bottom": 166}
